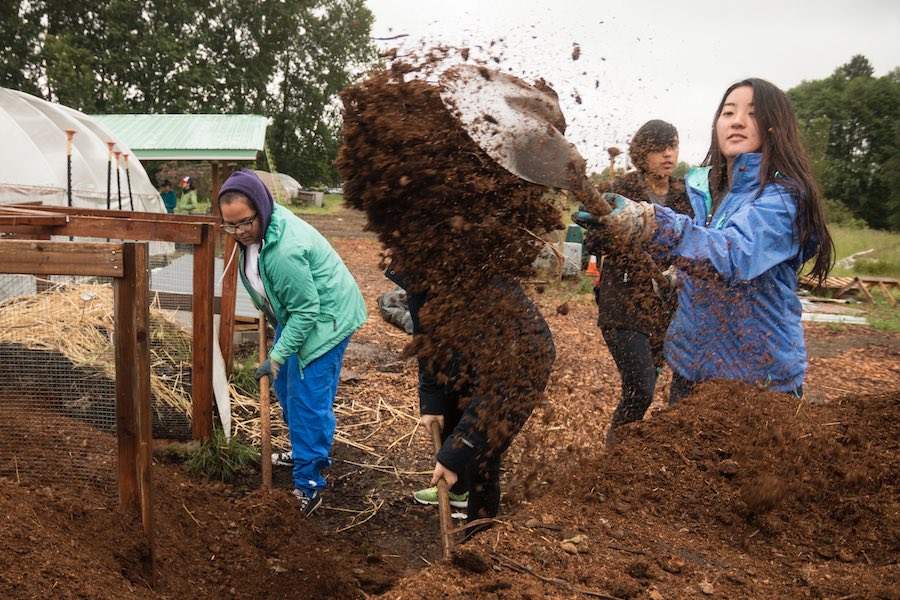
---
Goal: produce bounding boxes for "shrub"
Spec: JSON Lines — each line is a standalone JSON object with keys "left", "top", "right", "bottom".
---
{"left": 185, "top": 427, "right": 259, "bottom": 482}
{"left": 825, "top": 198, "right": 867, "bottom": 229}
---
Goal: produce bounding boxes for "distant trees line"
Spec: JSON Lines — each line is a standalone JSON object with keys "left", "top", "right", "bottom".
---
{"left": 2, "top": 6, "right": 896, "bottom": 230}
{"left": 0, "top": 0, "right": 377, "bottom": 187}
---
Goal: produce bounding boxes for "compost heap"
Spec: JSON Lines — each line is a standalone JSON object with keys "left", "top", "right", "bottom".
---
{"left": 337, "top": 63, "right": 563, "bottom": 499}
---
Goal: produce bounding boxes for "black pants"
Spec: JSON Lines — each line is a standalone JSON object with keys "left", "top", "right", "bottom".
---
{"left": 601, "top": 327, "right": 658, "bottom": 430}
{"left": 436, "top": 378, "right": 508, "bottom": 527}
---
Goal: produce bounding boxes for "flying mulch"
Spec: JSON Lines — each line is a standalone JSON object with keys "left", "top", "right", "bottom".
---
{"left": 337, "top": 56, "right": 563, "bottom": 447}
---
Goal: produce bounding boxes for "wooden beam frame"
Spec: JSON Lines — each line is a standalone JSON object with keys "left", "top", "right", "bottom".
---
{"left": 0, "top": 239, "right": 155, "bottom": 575}
{"left": 0, "top": 205, "right": 236, "bottom": 441}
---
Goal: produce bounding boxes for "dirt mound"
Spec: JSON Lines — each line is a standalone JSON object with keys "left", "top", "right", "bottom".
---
{"left": 388, "top": 381, "right": 899, "bottom": 599}
{"left": 596, "top": 381, "right": 898, "bottom": 562}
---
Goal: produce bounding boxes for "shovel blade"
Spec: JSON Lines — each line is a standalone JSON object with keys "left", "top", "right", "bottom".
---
{"left": 439, "top": 65, "right": 588, "bottom": 192}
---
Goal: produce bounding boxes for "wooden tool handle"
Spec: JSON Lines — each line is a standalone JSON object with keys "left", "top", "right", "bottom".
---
{"left": 576, "top": 184, "right": 613, "bottom": 217}
{"left": 259, "top": 314, "right": 272, "bottom": 490}
{"left": 430, "top": 421, "right": 454, "bottom": 558}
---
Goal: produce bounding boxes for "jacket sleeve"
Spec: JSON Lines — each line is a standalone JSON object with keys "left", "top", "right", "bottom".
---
{"left": 267, "top": 246, "right": 320, "bottom": 365}
{"left": 650, "top": 185, "right": 800, "bottom": 284}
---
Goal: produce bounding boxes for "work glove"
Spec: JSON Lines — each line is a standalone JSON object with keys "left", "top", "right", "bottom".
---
{"left": 597, "top": 193, "right": 657, "bottom": 247}
{"left": 571, "top": 207, "right": 601, "bottom": 229}
{"left": 651, "top": 266, "right": 679, "bottom": 302}
{"left": 255, "top": 357, "right": 282, "bottom": 382}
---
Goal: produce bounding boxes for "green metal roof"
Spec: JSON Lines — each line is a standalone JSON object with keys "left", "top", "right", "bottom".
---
{"left": 90, "top": 114, "right": 268, "bottom": 161}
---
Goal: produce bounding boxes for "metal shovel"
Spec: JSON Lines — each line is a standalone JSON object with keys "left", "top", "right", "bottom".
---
{"left": 438, "top": 65, "right": 612, "bottom": 216}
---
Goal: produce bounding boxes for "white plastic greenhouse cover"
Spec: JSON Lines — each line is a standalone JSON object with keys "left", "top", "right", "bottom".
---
{"left": 0, "top": 87, "right": 165, "bottom": 212}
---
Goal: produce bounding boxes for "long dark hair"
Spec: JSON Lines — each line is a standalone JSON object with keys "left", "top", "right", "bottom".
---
{"left": 629, "top": 119, "right": 678, "bottom": 173}
{"left": 703, "top": 78, "right": 834, "bottom": 283}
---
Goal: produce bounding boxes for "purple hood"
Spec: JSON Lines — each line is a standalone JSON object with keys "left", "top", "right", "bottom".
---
{"left": 217, "top": 170, "right": 274, "bottom": 238}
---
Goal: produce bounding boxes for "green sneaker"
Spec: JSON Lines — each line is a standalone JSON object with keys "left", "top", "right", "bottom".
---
{"left": 413, "top": 486, "right": 469, "bottom": 508}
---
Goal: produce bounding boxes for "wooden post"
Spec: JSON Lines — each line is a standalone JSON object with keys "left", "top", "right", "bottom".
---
{"left": 211, "top": 162, "right": 221, "bottom": 209}
{"left": 219, "top": 234, "right": 238, "bottom": 371}
{"left": 192, "top": 223, "right": 215, "bottom": 439}
{"left": 877, "top": 281, "right": 897, "bottom": 307}
{"left": 556, "top": 229, "right": 566, "bottom": 280}
{"left": 114, "top": 246, "right": 140, "bottom": 514}
{"left": 64, "top": 130, "right": 76, "bottom": 207}
{"left": 214, "top": 161, "right": 237, "bottom": 371}
{"left": 123, "top": 242, "right": 155, "bottom": 577}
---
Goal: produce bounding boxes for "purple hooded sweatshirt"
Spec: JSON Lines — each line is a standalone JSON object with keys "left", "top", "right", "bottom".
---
{"left": 216, "top": 170, "right": 274, "bottom": 244}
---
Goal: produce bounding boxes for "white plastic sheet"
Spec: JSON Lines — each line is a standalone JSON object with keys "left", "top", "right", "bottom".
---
{"left": 0, "top": 87, "right": 165, "bottom": 212}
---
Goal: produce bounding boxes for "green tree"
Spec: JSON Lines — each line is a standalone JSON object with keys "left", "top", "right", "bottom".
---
{"left": 0, "top": 1, "right": 40, "bottom": 94}
{"left": 789, "top": 55, "right": 900, "bottom": 230}
{"left": 3, "top": 0, "right": 376, "bottom": 186}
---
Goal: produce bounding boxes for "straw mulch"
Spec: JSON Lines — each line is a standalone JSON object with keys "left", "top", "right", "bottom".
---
{"left": 0, "top": 282, "right": 195, "bottom": 419}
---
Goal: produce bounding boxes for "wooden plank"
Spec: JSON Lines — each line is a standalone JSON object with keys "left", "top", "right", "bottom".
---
{"left": 877, "top": 282, "right": 897, "bottom": 307}
{"left": 854, "top": 277, "right": 875, "bottom": 303}
{"left": 0, "top": 205, "right": 66, "bottom": 217}
{"left": 114, "top": 246, "right": 140, "bottom": 514}
{"left": 3, "top": 203, "right": 217, "bottom": 224}
{"left": 219, "top": 234, "right": 238, "bottom": 371}
{"left": 0, "top": 215, "right": 68, "bottom": 226}
{"left": 1, "top": 215, "right": 205, "bottom": 244}
{"left": 192, "top": 223, "right": 215, "bottom": 440}
{"left": 0, "top": 240, "right": 124, "bottom": 277}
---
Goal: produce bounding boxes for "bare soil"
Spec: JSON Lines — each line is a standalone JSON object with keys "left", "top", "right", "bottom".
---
{"left": 1, "top": 224, "right": 898, "bottom": 599}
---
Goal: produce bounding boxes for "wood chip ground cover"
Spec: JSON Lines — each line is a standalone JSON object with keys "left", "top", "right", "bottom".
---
{"left": 1, "top": 230, "right": 898, "bottom": 599}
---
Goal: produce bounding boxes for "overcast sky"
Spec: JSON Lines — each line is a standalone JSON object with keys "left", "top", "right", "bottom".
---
{"left": 364, "top": 0, "right": 900, "bottom": 172}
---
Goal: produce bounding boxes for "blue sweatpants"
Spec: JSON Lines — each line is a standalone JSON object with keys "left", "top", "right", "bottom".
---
{"left": 273, "top": 329, "right": 351, "bottom": 496}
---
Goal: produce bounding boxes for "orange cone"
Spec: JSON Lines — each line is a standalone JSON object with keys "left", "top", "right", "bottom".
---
{"left": 585, "top": 254, "right": 599, "bottom": 276}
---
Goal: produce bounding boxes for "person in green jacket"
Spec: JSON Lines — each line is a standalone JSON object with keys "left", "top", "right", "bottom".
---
{"left": 217, "top": 169, "right": 367, "bottom": 516}
{"left": 179, "top": 176, "right": 198, "bottom": 214}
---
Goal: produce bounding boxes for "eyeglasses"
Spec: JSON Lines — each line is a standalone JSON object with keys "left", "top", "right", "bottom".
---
{"left": 221, "top": 214, "right": 257, "bottom": 234}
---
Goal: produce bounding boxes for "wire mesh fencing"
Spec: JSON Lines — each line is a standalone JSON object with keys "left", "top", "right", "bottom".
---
{"left": 0, "top": 272, "right": 196, "bottom": 492}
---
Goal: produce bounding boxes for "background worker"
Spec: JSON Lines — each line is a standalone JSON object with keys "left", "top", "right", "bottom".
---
{"left": 179, "top": 176, "right": 198, "bottom": 214}
{"left": 580, "top": 78, "right": 834, "bottom": 402}
{"left": 159, "top": 179, "right": 177, "bottom": 214}
{"left": 583, "top": 120, "right": 693, "bottom": 443}
{"left": 217, "top": 169, "right": 367, "bottom": 516}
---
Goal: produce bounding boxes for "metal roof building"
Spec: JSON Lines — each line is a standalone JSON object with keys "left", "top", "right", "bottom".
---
{"left": 91, "top": 114, "right": 268, "bottom": 161}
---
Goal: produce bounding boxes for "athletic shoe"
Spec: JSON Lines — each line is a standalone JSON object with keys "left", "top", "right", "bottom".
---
{"left": 292, "top": 489, "right": 322, "bottom": 516}
{"left": 271, "top": 452, "right": 293, "bottom": 467}
{"left": 413, "top": 486, "right": 469, "bottom": 508}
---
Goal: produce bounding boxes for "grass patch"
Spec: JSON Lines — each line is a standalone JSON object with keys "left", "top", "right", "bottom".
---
{"left": 828, "top": 225, "right": 900, "bottom": 279}
{"left": 865, "top": 296, "right": 900, "bottom": 332}
{"left": 533, "top": 269, "right": 595, "bottom": 303}
{"left": 184, "top": 427, "right": 260, "bottom": 482}
{"left": 287, "top": 193, "right": 346, "bottom": 216}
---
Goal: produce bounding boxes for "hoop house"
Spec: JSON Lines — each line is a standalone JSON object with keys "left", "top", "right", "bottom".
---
{"left": 0, "top": 87, "right": 164, "bottom": 212}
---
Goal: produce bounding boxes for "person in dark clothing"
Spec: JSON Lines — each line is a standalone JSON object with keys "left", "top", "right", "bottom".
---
{"left": 159, "top": 180, "right": 177, "bottom": 214}
{"left": 387, "top": 267, "right": 555, "bottom": 533}
{"left": 583, "top": 120, "right": 693, "bottom": 443}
